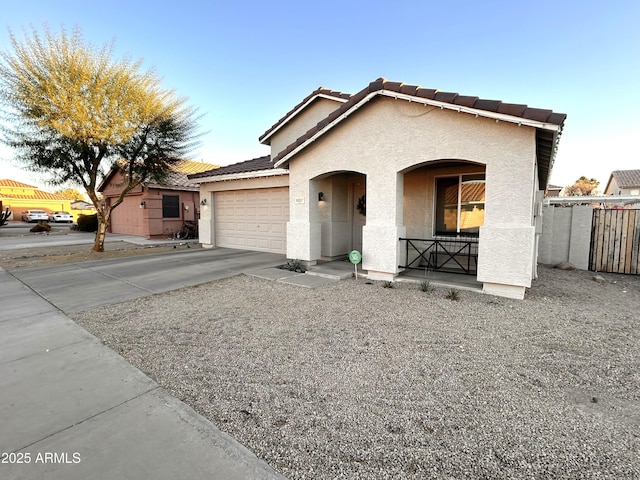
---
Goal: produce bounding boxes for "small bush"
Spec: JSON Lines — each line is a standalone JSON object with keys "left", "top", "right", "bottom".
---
{"left": 281, "top": 259, "right": 306, "bottom": 273}
{"left": 445, "top": 289, "right": 460, "bottom": 301}
{"left": 382, "top": 281, "right": 394, "bottom": 289}
{"left": 420, "top": 280, "right": 434, "bottom": 293}
{"left": 77, "top": 213, "right": 98, "bottom": 232}
{"left": 30, "top": 221, "right": 51, "bottom": 233}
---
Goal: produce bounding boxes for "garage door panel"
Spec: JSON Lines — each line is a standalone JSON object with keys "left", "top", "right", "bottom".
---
{"left": 214, "top": 187, "right": 288, "bottom": 254}
{"left": 270, "top": 239, "right": 284, "bottom": 251}
{"left": 110, "top": 196, "right": 142, "bottom": 235}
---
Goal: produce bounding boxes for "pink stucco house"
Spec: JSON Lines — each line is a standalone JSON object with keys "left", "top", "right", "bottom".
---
{"left": 100, "top": 159, "right": 218, "bottom": 239}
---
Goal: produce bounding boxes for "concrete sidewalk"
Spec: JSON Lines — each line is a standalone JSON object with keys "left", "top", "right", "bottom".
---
{"left": 0, "top": 265, "right": 286, "bottom": 480}
{"left": 0, "top": 238, "right": 352, "bottom": 479}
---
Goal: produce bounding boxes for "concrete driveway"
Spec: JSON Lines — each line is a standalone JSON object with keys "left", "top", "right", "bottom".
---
{"left": 10, "top": 247, "right": 286, "bottom": 314}
{"left": 1, "top": 246, "right": 288, "bottom": 480}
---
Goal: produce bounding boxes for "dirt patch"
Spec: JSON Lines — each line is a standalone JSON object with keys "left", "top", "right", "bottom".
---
{"left": 0, "top": 241, "right": 200, "bottom": 269}
{"left": 73, "top": 266, "right": 640, "bottom": 479}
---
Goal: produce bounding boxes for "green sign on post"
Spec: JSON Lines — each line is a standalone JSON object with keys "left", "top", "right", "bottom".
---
{"left": 349, "top": 250, "right": 362, "bottom": 264}
{"left": 349, "top": 250, "right": 362, "bottom": 279}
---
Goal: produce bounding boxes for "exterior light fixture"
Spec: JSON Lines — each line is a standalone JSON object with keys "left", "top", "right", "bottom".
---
{"left": 200, "top": 198, "right": 207, "bottom": 206}
{"left": 318, "top": 192, "right": 325, "bottom": 202}
{"left": 139, "top": 201, "right": 146, "bottom": 209}
{"left": 184, "top": 204, "right": 190, "bottom": 211}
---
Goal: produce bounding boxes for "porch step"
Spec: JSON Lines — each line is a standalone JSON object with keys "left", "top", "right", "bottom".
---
{"left": 306, "top": 262, "right": 362, "bottom": 280}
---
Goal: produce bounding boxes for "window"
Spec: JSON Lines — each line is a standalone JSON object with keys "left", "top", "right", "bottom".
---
{"left": 435, "top": 174, "right": 485, "bottom": 236}
{"left": 162, "top": 195, "right": 180, "bottom": 218}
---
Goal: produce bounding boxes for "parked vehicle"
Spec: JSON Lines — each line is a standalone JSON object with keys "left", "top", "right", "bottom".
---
{"left": 48, "top": 211, "right": 74, "bottom": 223}
{"left": 22, "top": 210, "right": 49, "bottom": 223}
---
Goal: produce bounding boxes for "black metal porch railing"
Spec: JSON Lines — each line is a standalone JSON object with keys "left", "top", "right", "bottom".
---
{"left": 399, "top": 238, "right": 479, "bottom": 275}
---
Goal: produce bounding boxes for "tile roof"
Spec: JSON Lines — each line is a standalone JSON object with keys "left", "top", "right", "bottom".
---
{"left": 150, "top": 160, "right": 220, "bottom": 188}
{"left": 0, "top": 179, "right": 37, "bottom": 189}
{"left": 270, "top": 78, "right": 567, "bottom": 188}
{"left": 2, "top": 190, "right": 68, "bottom": 201}
{"left": 188, "top": 156, "right": 277, "bottom": 180}
{"left": 259, "top": 87, "right": 351, "bottom": 144}
{"left": 0, "top": 179, "right": 68, "bottom": 201}
{"left": 171, "top": 159, "right": 220, "bottom": 175}
{"left": 610, "top": 169, "right": 640, "bottom": 188}
{"left": 98, "top": 159, "right": 220, "bottom": 191}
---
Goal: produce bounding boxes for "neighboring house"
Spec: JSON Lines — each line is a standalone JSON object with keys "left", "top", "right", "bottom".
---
{"left": 0, "top": 179, "right": 77, "bottom": 221}
{"left": 545, "top": 184, "right": 563, "bottom": 197}
{"left": 99, "top": 160, "right": 219, "bottom": 239}
{"left": 190, "top": 78, "right": 566, "bottom": 299}
{"left": 604, "top": 169, "right": 640, "bottom": 196}
{"left": 71, "top": 200, "right": 95, "bottom": 211}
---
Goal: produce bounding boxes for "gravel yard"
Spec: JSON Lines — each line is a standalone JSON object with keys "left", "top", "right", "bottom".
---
{"left": 73, "top": 266, "right": 640, "bottom": 479}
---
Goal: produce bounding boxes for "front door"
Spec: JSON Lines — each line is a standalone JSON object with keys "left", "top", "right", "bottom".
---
{"left": 351, "top": 180, "right": 365, "bottom": 252}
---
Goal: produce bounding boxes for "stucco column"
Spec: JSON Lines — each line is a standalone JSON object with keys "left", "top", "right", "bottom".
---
{"left": 477, "top": 152, "right": 536, "bottom": 299}
{"left": 198, "top": 190, "right": 214, "bottom": 248}
{"left": 286, "top": 179, "right": 321, "bottom": 262}
{"left": 362, "top": 172, "right": 406, "bottom": 280}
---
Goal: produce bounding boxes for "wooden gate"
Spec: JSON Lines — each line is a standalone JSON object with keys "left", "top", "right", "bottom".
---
{"left": 590, "top": 209, "right": 640, "bottom": 274}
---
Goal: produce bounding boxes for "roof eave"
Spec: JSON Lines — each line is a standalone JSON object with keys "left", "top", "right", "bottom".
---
{"left": 259, "top": 94, "right": 349, "bottom": 145}
{"left": 189, "top": 168, "right": 289, "bottom": 184}
{"left": 274, "top": 90, "right": 563, "bottom": 169}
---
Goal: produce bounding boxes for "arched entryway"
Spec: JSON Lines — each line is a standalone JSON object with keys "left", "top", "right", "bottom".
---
{"left": 312, "top": 171, "right": 366, "bottom": 260}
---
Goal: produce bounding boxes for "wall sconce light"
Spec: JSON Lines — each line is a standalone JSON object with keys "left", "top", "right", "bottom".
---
{"left": 200, "top": 198, "right": 207, "bottom": 206}
{"left": 318, "top": 192, "right": 325, "bottom": 202}
{"left": 139, "top": 201, "right": 146, "bottom": 209}
{"left": 184, "top": 204, "right": 190, "bottom": 211}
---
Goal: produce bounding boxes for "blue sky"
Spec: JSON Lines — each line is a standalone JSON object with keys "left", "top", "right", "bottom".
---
{"left": 1, "top": 0, "right": 638, "bottom": 191}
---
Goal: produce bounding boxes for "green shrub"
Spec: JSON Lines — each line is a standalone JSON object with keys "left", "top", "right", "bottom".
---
{"left": 281, "top": 259, "right": 306, "bottom": 273}
{"left": 445, "top": 289, "right": 460, "bottom": 301}
{"left": 0, "top": 207, "right": 11, "bottom": 226}
{"left": 77, "top": 213, "right": 98, "bottom": 232}
{"left": 420, "top": 280, "right": 434, "bottom": 293}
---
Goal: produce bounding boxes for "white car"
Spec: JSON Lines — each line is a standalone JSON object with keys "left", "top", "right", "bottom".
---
{"left": 48, "top": 211, "right": 74, "bottom": 223}
{"left": 22, "top": 210, "right": 49, "bottom": 223}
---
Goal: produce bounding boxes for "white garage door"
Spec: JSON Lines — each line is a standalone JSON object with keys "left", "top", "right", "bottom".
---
{"left": 214, "top": 187, "right": 289, "bottom": 254}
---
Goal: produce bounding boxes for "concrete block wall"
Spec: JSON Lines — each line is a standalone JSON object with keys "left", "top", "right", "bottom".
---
{"left": 538, "top": 205, "right": 593, "bottom": 270}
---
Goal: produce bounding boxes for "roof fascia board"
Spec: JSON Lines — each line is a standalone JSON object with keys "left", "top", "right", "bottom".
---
{"left": 544, "top": 195, "right": 640, "bottom": 205}
{"left": 260, "top": 94, "right": 348, "bottom": 145}
{"left": 383, "top": 91, "right": 562, "bottom": 131}
{"left": 189, "top": 168, "right": 289, "bottom": 184}
{"left": 274, "top": 90, "right": 561, "bottom": 169}
{"left": 145, "top": 184, "right": 199, "bottom": 192}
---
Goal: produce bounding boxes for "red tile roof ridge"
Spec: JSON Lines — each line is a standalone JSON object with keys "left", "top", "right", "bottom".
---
{"left": 271, "top": 78, "right": 567, "bottom": 167}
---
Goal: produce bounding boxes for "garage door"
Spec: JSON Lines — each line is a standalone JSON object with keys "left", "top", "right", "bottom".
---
{"left": 109, "top": 196, "right": 142, "bottom": 235}
{"left": 214, "top": 187, "right": 289, "bottom": 254}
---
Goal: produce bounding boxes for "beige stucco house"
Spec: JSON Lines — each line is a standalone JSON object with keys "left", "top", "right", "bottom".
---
{"left": 604, "top": 170, "right": 640, "bottom": 196}
{"left": 190, "top": 78, "right": 566, "bottom": 299}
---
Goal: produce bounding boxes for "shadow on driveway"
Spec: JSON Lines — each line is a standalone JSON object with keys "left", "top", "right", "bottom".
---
{"left": 11, "top": 248, "right": 285, "bottom": 314}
